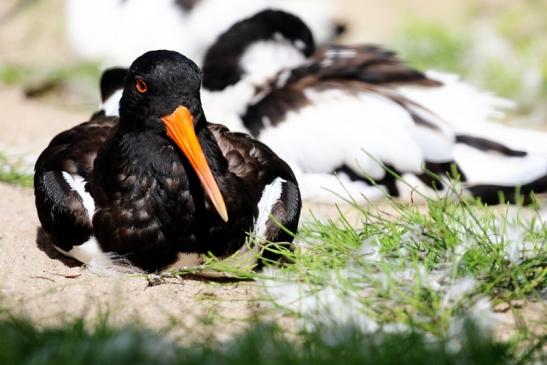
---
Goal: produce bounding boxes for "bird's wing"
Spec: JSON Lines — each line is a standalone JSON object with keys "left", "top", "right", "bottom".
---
{"left": 208, "top": 123, "right": 296, "bottom": 186}
{"left": 283, "top": 44, "right": 441, "bottom": 87}
{"left": 35, "top": 116, "right": 118, "bottom": 177}
{"left": 208, "top": 123, "right": 301, "bottom": 246}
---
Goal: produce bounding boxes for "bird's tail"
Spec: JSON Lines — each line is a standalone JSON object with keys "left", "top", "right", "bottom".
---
{"left": 453, "top": 136, "right": 547, "bottom": 204}
{"left": 393, "top": 70, "right": 547, "bottom": 204}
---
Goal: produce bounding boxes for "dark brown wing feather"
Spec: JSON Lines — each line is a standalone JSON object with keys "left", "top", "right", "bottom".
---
{"left": 208, "top": 123, "right": 301, "bottom": 254}
{"left": 35, "top": 116, "right": 118, "bottom": 177}
{"left": 208, "top": 123, "right": 296, "bottom": 198}
{"left": 304, "top": 45, "right": 441, "bottom": 86}
{"left": 34, "top": 116, "right": 117, "bottom": 251}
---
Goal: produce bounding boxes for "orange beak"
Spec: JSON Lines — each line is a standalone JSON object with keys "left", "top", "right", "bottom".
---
{"left": 161, "top": 106, "right": 229, "bottom": 222}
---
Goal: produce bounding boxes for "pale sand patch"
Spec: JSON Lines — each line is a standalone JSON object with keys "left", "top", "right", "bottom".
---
{"left": 494, "top": 301, "right": 547, "bottom": 344}
{"left": 0, "top": 0, "right": 71, "bottom": 66}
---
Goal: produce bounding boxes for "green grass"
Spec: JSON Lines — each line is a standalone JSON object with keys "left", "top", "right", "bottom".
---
{"left": 0, "top": 153, "right": 33, "bottom": 187}
{"left": 391, "top": 21, "right": 469, "bottom": 76}
{"left": 187, "top": 177, "right": 546, "bottom": 356}
{"left": 262, "top": 195, "right": 545, "bottom": 330}
{"left": 0, "top": 62, "right": 101, "bottom": 88}
{"left": 0, "top": 314, "right": 520, "bottom": 365}
{"left": 0, "top": 172, "right": 545, "bottom": 362}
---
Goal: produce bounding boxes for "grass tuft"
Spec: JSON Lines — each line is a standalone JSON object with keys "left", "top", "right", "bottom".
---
{"left": 253, "top": 180, "right": 546, "bottom": 348}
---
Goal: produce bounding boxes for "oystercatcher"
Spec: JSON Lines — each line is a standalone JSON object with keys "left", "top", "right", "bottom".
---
{"left": 34, "top": 50, "right": 301, "bottom": 273}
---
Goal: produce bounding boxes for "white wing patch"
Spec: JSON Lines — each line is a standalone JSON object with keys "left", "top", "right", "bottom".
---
{"left": 254, "top": 177, "right": 286, "bottom": 238}
{"left": 297, "top": 172, "right": 387, "bottom": 204}
{"left": 396, "top": 70, "right": 515, "bottom": 127}
{"left": 455, "top": 144, "right": 547, "bottom": 186}
{"left": 257, "top": 88, "right": 455, "bottom": 179}
{"left": 240, "top": 40, "right": 307, "bottom": 86}
{"left": 201, "top": 82, "right": 256, "bottom": 133}
{"left": 394, "top": 71, "right": 547, "bottom": 156}
{"left": 61, "top": 172, "right": 95, "bottom": 220}
{"left": 101, "top": 89, "right": 122, "bottom": 117}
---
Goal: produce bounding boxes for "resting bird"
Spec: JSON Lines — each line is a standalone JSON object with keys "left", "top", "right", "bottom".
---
{"left": 66, "top": 0, "right": 344, "bottom": 67}
{"left": 96, "top": 10, "right": 547, "bottom": 205}
{"left": 34, "top": 50, "right": 301, "bottom": 273}
{"left": 199, "top": 10, "right": 547, "bottom": 204}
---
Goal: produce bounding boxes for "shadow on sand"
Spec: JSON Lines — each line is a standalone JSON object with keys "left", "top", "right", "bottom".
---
{"left": 35, "top": 227, "right": 81, "bottom": 268}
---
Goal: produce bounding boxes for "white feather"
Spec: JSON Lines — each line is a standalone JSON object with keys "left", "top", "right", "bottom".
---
{"left": 396, "top": 71, "right": 515, "bottom": 126}
{"left": 395, "top": 71, "right": 547, "bottom": 157}
{"left": 61, "top": 172, "right": 95, "bottom": 220}
{"left": 254, "top": 177, "right": 286, "bottom": 238}
{"left": 296, "top": 172, "right": 387, "bottom": 204}
{"left": 455, "top": 144, "right": 547, "bottom": 186}
{"left": 203, "top": 56, "right": 547, "bottom": 202}
{"left": 67, "top": 0, "right": 188, "bottom": 66}
{"left": 256, "top": 88, "right": 452, "bottom": 179}
{"left": 53, "top": 238, "right": 141, "bottom": 275}
{"left": 201, "top": 40, "right": 307, "bottom": 131}
{"left": 240, "top": 40, "right": 307, "bottom": 85}
{"left": 56, "top": 173, "right": 141, "bottom": 274}
{"left": 201, "top": 82, "right": 255, "bottom": 133}
{"left": 101, "top": 89, "right": 123, "bottom": 117}
{"left": 395, "top": 174, "right": 465, "bottom": 204}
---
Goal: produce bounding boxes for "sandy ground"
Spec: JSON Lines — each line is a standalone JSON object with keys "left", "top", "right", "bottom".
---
{"left": 0, "top": 87, "right": 90, "bottom": 169}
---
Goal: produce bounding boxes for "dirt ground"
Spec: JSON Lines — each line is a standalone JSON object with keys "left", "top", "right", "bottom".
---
{"left": 0, "top": 0, "right": 544, "bottom": 344}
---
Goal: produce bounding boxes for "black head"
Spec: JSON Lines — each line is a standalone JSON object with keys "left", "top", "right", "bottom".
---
{"left": 120, "top": 50, "right": 204, "bottom": 128}
{"left": 118, "top": 50, "right": 229, "bottom": 222}
{"left": 202, "top": 9, "right": 315, "bottom": 91}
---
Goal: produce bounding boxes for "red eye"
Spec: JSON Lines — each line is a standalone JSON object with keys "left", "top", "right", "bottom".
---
{"left": 136, "top": 79, "right": 148, "bottom": 93}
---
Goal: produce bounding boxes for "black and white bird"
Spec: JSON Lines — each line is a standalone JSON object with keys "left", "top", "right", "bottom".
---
{"left": 199, "top": 10, "right": 547, "bottom": 204}
{"left": 34, "top": 50, "right": 301, "bottom": 273}
{"left": 97, "top": 10, "right": 547, "bottom": 205}
{"left": 66, "top": 0, "right": 343, "bottom": 67}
